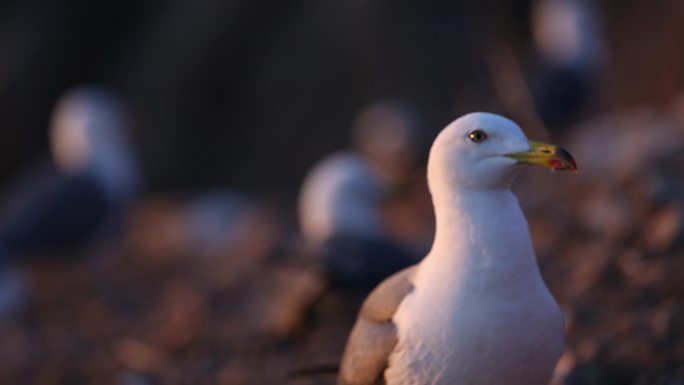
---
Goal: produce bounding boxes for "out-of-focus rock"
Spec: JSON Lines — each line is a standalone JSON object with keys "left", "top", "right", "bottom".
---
{"left": 577, "top": 187, "right": 636, "bottom": 241}
{"left": 118, "top": 370, "right": 156, "bottom": 385}
{"left": 116, "top": 339, "right": 169, "bottom": 374}
{"left": 150, "top": 280, "right": 209, "bottom": 350}
{"left": 249, "top": 267, "right": 327, "bottom": 339}
{"left": 562, "top": 241, "right": 613, "bottom": 299}
{"left": 125, "top": 193, "right": 280, "bottom": 287}
{"left": 642, "top": 204, "right": 684, "bottom": 253}
{"left": 77, "top": 298, "right": 118, "bottom": 340}
{"left": 215, "top": 362, "right": 249, "bottom": 385}
{"left": 124, "top": 198, "right": 187, "bottom": 266}
{"left": 617, "top": 248, "right": 666, "bottom": 288}
{"left": 551, "top": 351, "right": 576, "bottom": 385}
{"left": 192, "top": 205, "right": 280, "bottom": 289}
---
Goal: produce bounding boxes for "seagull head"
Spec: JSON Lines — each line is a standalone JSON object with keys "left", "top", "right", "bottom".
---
{"left": 427, "top": 112, "right": 577, "bottom": 192}
{"left": 49, "top": 86, "right": 139, "bottom": 202}
{"left": 50, "top": 87, "right": 133, "bottom": 174}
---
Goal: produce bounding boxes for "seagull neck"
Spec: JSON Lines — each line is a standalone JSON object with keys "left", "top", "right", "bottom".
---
{"left": 427, "top": 188, "right": 536, "bottom": 269}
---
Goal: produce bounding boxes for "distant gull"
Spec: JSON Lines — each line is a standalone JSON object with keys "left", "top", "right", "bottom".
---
{"left": 0, "top": 86, "right": 138, "bottom": 314}
{"left": 338, "top": 112, "right": 576, "bottom": 385}
{"left": 531, "top": 0, "right": 605, "bottom": 128}
{"left": 298, "top": 101, "right": 422, "bottom": 288}
{"left": 0, "top": 86, "right": 138, "bottom": 259}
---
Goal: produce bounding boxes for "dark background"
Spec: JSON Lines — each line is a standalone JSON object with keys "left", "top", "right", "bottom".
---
{"left": 2, "top": 0, "right": 682, "bottom": 195}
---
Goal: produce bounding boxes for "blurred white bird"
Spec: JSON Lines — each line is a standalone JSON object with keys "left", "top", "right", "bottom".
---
{"left": 298, "top": 101, "right": 423, "bottom": 288}
{"left": 0, "top": 86, "right": 138, "bottom": 314}
{"left": 531, "top": 0, "right": 605, "bottom": 128}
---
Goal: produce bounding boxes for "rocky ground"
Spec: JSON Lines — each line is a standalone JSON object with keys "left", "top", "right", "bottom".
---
{"left": 1, "top": 108, "right": 684, "bottom": 385}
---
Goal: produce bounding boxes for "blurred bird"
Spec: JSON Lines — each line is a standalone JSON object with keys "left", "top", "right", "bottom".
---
{"left": 0, "top": 86, "right": 139, "bottom": 257}
{"left": 298, "top": 101, "right": 423, "bottom": 289}
{"left": 0, "top": 86, "right": 138, "bottom": 313}
{"left": 338, "top": 112, "right": 576, "bottom": 385}
{"left": 530, "top": 0, "right": 605, "bottom": 129}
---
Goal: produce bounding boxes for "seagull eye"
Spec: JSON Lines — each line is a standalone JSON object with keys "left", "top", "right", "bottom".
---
{"left": 468, "top": 130, "right": 488, "bottom": 143}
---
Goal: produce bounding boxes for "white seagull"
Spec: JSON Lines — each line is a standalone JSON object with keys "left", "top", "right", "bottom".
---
{"left": 338, "top": 112, "right": 577, "bottom": 385}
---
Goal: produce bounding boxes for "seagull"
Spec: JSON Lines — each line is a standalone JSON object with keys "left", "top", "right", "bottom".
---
{"left": 0, "top": 86, "right": 138, "bottom": 260}
{"left": 531, "top": 0, "right": 605, "bottom": 128}
{"left": 298, "top": 152, "right": 386, "bottom": 247}
{"left": 298, "top": 101, "right": 423, "bottom": 288}
{"left": 0, "top": 86, "right": 138, "bottom": 316}
{"left": 338, "top": 112, "right": 576, "bottom": 385}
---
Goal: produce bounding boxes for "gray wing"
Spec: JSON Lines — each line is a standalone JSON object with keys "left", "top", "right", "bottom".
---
{"left": 338, "top": 265, "right": 418, "bottom": 385}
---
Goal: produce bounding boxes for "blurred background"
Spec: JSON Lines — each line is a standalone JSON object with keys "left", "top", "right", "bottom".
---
{"left": 0, "top": 0, "right": 684, "bottom": 384}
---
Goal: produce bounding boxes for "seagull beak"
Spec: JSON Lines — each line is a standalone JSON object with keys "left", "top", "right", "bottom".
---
{"left": 505, "top": 140, "right": 578, "bottom": 172}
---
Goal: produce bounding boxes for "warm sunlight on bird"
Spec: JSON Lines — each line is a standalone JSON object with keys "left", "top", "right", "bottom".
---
{"left": 339, "top": 112, "right": 577, "bottom": 385}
